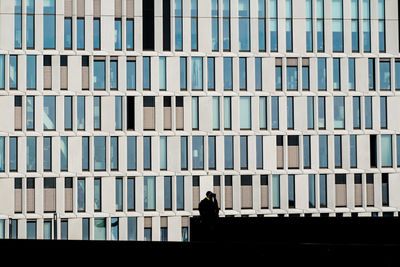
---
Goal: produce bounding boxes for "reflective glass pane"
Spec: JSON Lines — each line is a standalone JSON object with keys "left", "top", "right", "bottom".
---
{"left": 224, "top": 58, "right": 232, "bottom": 90}
{"left": 94, "top": 136, "right": 106, "bottom": 171}
{"left": 192, "top": 136, "right": 204, "bottom": 169}
{"left": 115, "top": 19, "right": 122, "bottom": 50}
{"left": 43, "top": 96, "right": 55, "bottom": 130}
{"left": 224, "top": 136, "right": 233, "bottom": 169}
{"left": 26, "top": 55, "right": 36, "bottom": 89}
{"left": 94, "top": 61, "right": 105, "bottom": 90}
{"left": 94, "top": 218, "right": 106, "bottom": 240}
{"left": 127, "top": 60, "right": 136, "bottom": 90}
{"left": 77, "top": 18, "right": 85, "bottom": 50}
{"left": 144, "top": 176, "right": 156, "bottom": 210}
{"left": 240, "top": 96, "right": 251, "bottom": 129}
{"left": 192, "top": 57, "right": 203, "bottom": 90}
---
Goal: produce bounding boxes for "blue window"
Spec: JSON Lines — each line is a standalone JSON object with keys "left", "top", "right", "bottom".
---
{"left": 175, "top": 0, "right": 183, "bottom": 51}
{"left": 82, "top": 137, "right": 89, "bottom": 171}
{"left": 239, "top": 58, "right": 247, "bottom": 90}
{"left": 308, "top": 174, "right": 315, "bottom": 208}
{"left": 238, "top": 0, "right": 250, "bottom": 51}
{"left": 181, "top": 136, "right": 188, "bottom": 170}
{"left": 272, "top": 175, "right": 280, "bottom": 208}
{"left": 94, "top": 136, "right": 106, "bottom": 171}
{"left": 0, "top": 137, "right": 4, "bottom": 172}
{"left": 240, "top": 136, "right": 248, "bottom": 169}
{"left": 256, "top": 135, "right": 263, "bottom": 169}
{"left": 368, "top": 58, "right": 375, "bottom": 90}
{"left": 127, "top": 136, "right": 137, "bottom": 170}
{"left": 10, "top": 137, "right": 17, "bottom": 172}
{"left": 93, "top": 218, "right": 105, "bottom": 240}
{"left": 160, "top": 136, "right": 167, "bottom": 170}
{"left": 159, "top": 57, "right": 166, "bottom": 91}
{"left": 26, "top": 136, "right": 36, "bottom": 172}
{"left": 93, "top": 18, "right": 101, "bottom": 50}
{"left": 348, "top": 58, "right": 355, "bottom": 90}
{"left": 26, "top": 0, "right": 35, "bottom": 49}
{"left": 64, "top": 96, "right": 72, "bottom": 130}
{"left": 318, "top": 58, "right": 326, "bottom": 90}
{"left": 127, "top": 178, "right": 135, "bottom": 211}
{"left": 316, "top": 0, "right": 324, "bottom": 51}
{"left": 320, "top": 174, "right": 327, "bottom": 207}
{"left": 304, "top": 136, "right": 311, "bottom": 169}
{"left": 144, "top": 136, "right": 151, "bottom": 170}
{"left": 77, "top": 18, "right": 85, "bottom": 50}
{"left": 77, "top": 96, "right": 85, "bottom": 130}
{"left": 26, "top": 55, "right": 36, "bottom": 89}
{"left": 380, "top": 60, "right": 391, "bottom": 91}
{"left": 307, "top": 96, "right": 314, "bottom": 129}
{"left": 270, "top": 0, "right": 278, "bottom": 52}
{"left": 334, "top": 96, "right": 345, "bottom": 129}
{"left": 319, "top": 135, "right": 328, "bottom": 168}
{"left": 192, "top": 136, "right": 204, "bottom": 169}
{"left": 302, "top": 65, "right": 309, "bottom": 90}
{"left": 258, "top": 0, "right": 266, "bottom": 51}
{"left": 26, "top": 96, "right": 35, "bottom": 130}
{"left": 144, "top": 176, "right": 156, "bottom": 210}
{"left": 287, "top": 66, "right": 298, "bottom": 90}
{"left": 333, "top": 58, "right": 340, "bottom": 90}
{"left": 223, "top": 57, "right": 232, "bottom": 90}
{"left": 192, "top": 57, "right": 203, "bottom": 90}
{"left": 224, "top": 136, "right": 233, "bottom": 169}
{"left": 10, "top": 55, "right": 17, "bottom": 89}
{"left": 378, "top": 0, "right": 385, "bottom": 52}
{"left": 334, "top": 135, "right": 342, "bottom": 168}
{"left": 26, "top": 221, "right": 36, "bottom": 240}
{"left": 78, "top": 178, "right": 86, "bottom": 211}
{"left": 224, "top": 96, "right": 231, "bottom": 129}
{"left": 381, "top": 135, "right": 392, "bottom": 167}
{"left": 351, "top": 0, "right": 359, "bottom": 51}
{"left": 115, "top": 19, "right": 122, "bottom": 50}
{"left": 192, "top": 97, "right": 199, "bottom": 129}
{"left": 363, "top": 0, "right": 371, "bottom": 52}
{"left": 287, "top": 96, "right": 294, "bottom": 129}
{"left": 60, "top": 136, "right": 68, "bottom": 171}
{"left": 271, "top": 96, "right": 279, "bottom": 130}
{"left": 164, "top": 176, "right": 172, "bottom": 210}
{"left": 110, "top": 59, "right": 118, "bottom": 90}
{"left": 177, "top": 176, "right": 185, "bottom": 210}
{"left": 111, "top": 137, "right": 119, "bottom": 170}
{"left": 255, "top": 57, "right": 262, "bottom": 90}
{"left": 285, "top": 0, "right": 293, "bottom": 51}
{"left": 43, "top": 137, "right": 51, "bottom": 171}
{"left": 143, "top": 57, "right": 151, "bottom": 90}
{"left": 211, "top": 0, "right": 219, "bottom": 51}
{"left": 127, "top": 217, "right": 137, "bottom": 240}
{"left": 94, "top": 96, "right": 101, "bottom": 130}
{"left": 208, "top": 57, "right": 215, "bottom": 90}
{"left": 43, "top": 0, "right": 56, "bottom": 49}
{"left": 127, "top": 59, "right": 136, "bottom": 90}
{"left": 43, "top": 96, "right": 56, "bottom": 130}
{"left": 115, "top": 96, "right": 122, "bottom": 130}
{"left": 350, "top": 135, "right": 357, "bottom": 168}
{"left": 209, "top": 136, "right": 216, "bottom": 169}
{"left": 191, "top": 0, "right": 198, "bottom": 51}
{"left": 240, "top": 96, "right": 251, "bottom": 130}
{"left": 127, "top": 19, "right": 134, "bottom": 50}
{"left": 332, "top": 0, "right": 343, "bottom": 52}
{"left": 64, "top": 18, "right": 72, "bottom": 49}
{"left": 365, "top": 96, "right": 372, "bottom": 129}
{"left": 306, "top": 0, "right": 313, "bottom": 52}
{"left": 395, "top": 60, "right": 400, "bottom": 90}
{"left": 318, "top": 96, "right": 325, "bottom": 129}
{"left": 353, "top": 96, "right": 361, "bottom": 129}
{"left": 180, "top": 57, "right": 187, "bottom": 90}
{"left": 14, "top": 0, "right": 22, "bottom": 49}
{"left": 223, "top": 0, "right": 231, "bottom": 51}
{"left": 380, "top": 96, "right": 387, "bottom": 129}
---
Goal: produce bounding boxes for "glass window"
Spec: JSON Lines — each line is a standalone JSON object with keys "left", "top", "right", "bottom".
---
{"left": 240, "top": 96, "right": 251, "bottom": 130}
{"left": 43, "top": 0, "right": 56, "bottom": 49}
{"left": 43, "top": 96, "right": 56, "bottom": 130}
{"left": 223, "top": 0, "right": 231, "bottom": 51}
{"left": 239, "top": 58, "right": 247, "bottom": 90}
{"left": 224, "top": 57, "right": 232, "bottom": 90}
{"left": 115, "top": 96, "right": 122, "bottom": 130}
{"left": 288, "top": 174, "right": 295, "bottom": 208}
{"left": 192, "top": 57, "right": 203, "bottom": 90}
{"left": 111, "top": 218, "right": 119, "bottom": 240}
{"left": 256, "top": 135, "right": 263, "bottom": 169}
{"left": 350, "top": 135, "right": 357, "bottom": 168}
{"left": 224, "top": 136, "right": 233, "bottom": 169}
{"left": 175, "top": 0, "right": 183, "bottom": 50}
{"left": 26, "top": 0, "right": 35, "bottom": 48}
{"left": 127, "top": 177, "right": 135, "bottom": 211}
{"left": 144, "top": 176, "right": 156, "bottom": 210}
{"left": 275, "top": 65, "right": 282, "bottom": 90}
{"left": 287, "top": 66, "right": 298, "bottom": 90}
{"left": 44, "top": 220, "right": 52, "bottom": 240}
{"left": 192, "top": 136, "right": 204, "bottom": 169}
{"left": 224, "top": 96, "right": 231, "bottom": 129}
{"left": 307, "top": 96, "right": 314, "bottom": 129}
{"left": 348, "top": 58, "right": 355, "bottom": 90}
{"left": 128, "top": 217, "right": 137, "bottom": 240}
{"left": 14, "top": 0, "right": 22, "bottom": 49}
{"left": 127, "top": 19, "right": 134, "bottom": 50}
{"left": 94, "top": 96, "right": 101, "bottom": 130}
{"left": 308, "top": 174, "right": 315, "bottom": 208}
{"left": 94, "top": 218, "right": 106, "bottom": 240}
{"left": 159, "top": 57, "right": 166, "bottom": 91}
{"left": 144, "top": 136, "right": 151, "bottom": 170}
{"left": 319, "top": 135, "right": 328, "bottom": 168}
{"left": 164, "top": 176, "right": 172, "bottom": 210}
{"left": 396, "top": 61, "right": 400, "bottom": 90}
{"left": 94, "top": 136, "right": 106, "bottom": 171}
{"left": 110, "top": 60, "right": 118, "bottom": 90}
{"left": 115, "top": 19, "right": 122, "bottom": 50}
{"left": 94, "top": 60, "right": 105, "bottom": 90}
{"left": 316, "top": 0, "right": 324, "bottom": 51}
{"left": 180, "top": 57, "right": 187, "bottom": 90}
{"left": 181, "top": 136, "right": 188, "bottom": 170}
{"left": 60, "top": 136, "right": 68, "bottom": 171}
{"left": 382, "top": 174, "right": 389, "bottom": 206}
{"left": 368, "top": 58, "right": 375, "bottom": 90}
{"left": 111, "top": 136, "right": 118, "bottom": 170}
{"left": 238, "top": 0, "right": 250, "bottom": 51}
{"left": 78, "top": 178, "right": 86, "bottom": 212}
{"left": 191, "top": 0, "right": 198, "bottom": 50}
{"left": 287, "top": 97, "right": 294, "bottom": 129}
{"left": 77, "top": 96, "right": 85, "bottom": 130}
{"left": 378, "top": 0, "right": 385, "bottom": 52}
{"left": 208, "top": 57, "right": 215, "bottom": 90}
{"left": 26, "top": 221, "right": 36, "bottom": 240}
{"left": 272, "top": 174, "right": 280, "bottom": 208}
{"left": 64, "top": 96, "right": 72, "bottom": 130}
{"left": 26, "top": 96, "right": 35, "bottom": 130}
{"left": 93, "top": 18, "right": 101, "bottom": 50}
{"left": 320, "top": 174, "right": 327, "bottom": 207}
{"left": 353, "top": 96, "right": 361, "bottom": 129}
{"left": 240, "top": 136, "right": 248, "bottom": 169}
{"left": 43, "top": 137, "right": 51, "bottom": 171}
{"left": 305, "top": 0, "right": 313, "bottom": 52}
{"left": 0, "top": 137, "right": 4, "bottom": 172}
{"left": 82, "top": 218, "right": 89, "bottom": 240}
{"left": 77, "top": 18, "right": 85, "bottom": 50}
{"left": 26, "top": 136, "right": 36, "bottom": 172}
{"left": 397, "top": 135, "right": 400, "bottom": 167}
{"left": 209, "top": 136, "right": 216, "bottom": 170}
{"left": 115, "top": 177, "right": 123, "bottom": 211}
{"left": 127, "top": 60, "right": 136, "bottom": 90}
{"left": 334, "top": 96, "right": 345, "bottom": 129}
{"left": 302, "top": 65, "right": 309, "bottom": 90}
{"left": 270, "top": 0, "right": 278, "bottom": 52}
{"left": 332, "top": 0, "right": 343, "bottom": 52}
{"left": 334, "top": 135, "right": 342, "bottom": 168}
{"left": 259, "top": 96, "right": 267, "bottom": 130}
{"left": 380, "top": 96, "right": 387, "bottom": 129}
{"left": 380, "top": 61, "right": 391, "bottom": 91}
{"left": 271, "top": 96, "right": 279, "bottom": 130}
{"left": 9, "top": 137, "right": 18, "bottom": 172}
{"left": 365, "top": 96, "right": 372, "bottom": 129}
{"left": 212, "top": 96, "right": 220, "bottom": 130}
{"left": 177, "top": 176, "right": 185, "bottom": 210}
{"left": 10, "top": 55, "right": 17, "bottom": 89}
{"left": 143, "top": 57, "right": 151, "bottom": 90}
{"left": 94, "top": 178, "right": 101, "bottom": 211}
{"left": 82, "top": 137, "right": 89, "bottom": 171}
{"left": 285, "top": 0, "right": 293, "bottom": 51}
{"left": 160, "top": 136, "right": 167, "bottom": 170}
{"left": 26, "top": 55, "right": 36, "bottom": 89}
{"left": 255, "top": 58, "right": 262, "bottom": 90}
{"left": 381, "top": 135, "right": 392, "bottom": 167}
{"left": 318, "top": 58, "right": 326, "bottom": 90}
{"left": 212, "top": 0, "right": 219, "bottom": 51}
{"left": 304, "top": 135, "right": 311, "bottom": 169}
{"left": 333, "top": 58, "right": 340, "bottom": 90}
{"left": 318, "top": 96, "right": 325, "bottom": 129}
{"left": 363, "top": 0, "right": 371, "bottom": 52}
{"left": 351, "top": 0, "right": 359, "bottom": 52}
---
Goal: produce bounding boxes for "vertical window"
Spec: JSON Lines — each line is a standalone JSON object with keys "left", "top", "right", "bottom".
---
{"left": 142, "top": 0, "right": 154, "bottom": 50}
{"left": 211, "top": 0, "right": 219, "bottom": 51}
{"left": 64, "top": 96, "right": 72, "bottom": 131}
{"left": 192, "top": 97, "right": 199, "bottom": 130}
{"left": 143, "top": 57, "right": 151, "bottom": 90}
{"left": 127, "top": 177, "right": 135, "bottom": 211}
{"left": 240, "top": 96, "right": 251, "bottom": 130}
{"left": 348, "top": 58, "right": 356, "bottom": 91}
{"left": 382, "top": 174, "right": 389, "bottom": 206}
{"left": 306, "top": 0, "right": 313, "bottom": 52}
{"left": 318, "top": 58, "right": 326, "bottom": 90}
{"left": 94, "top": 136, "right": 106, "bottom": 171}
{"left": 191, "top": 57, "right": 203, "bottom": 90}
{"left": 127, "top": 136, "right": 137, "bottom": 170}
{"left": 353, "top": 96, "right": 361, "bottom": 129}
{"left": 380, "top": 60, "right": 391, "bottom": 91}
{"left": 78, "top": 178, "right": 86, "bottom": 212}
{"left": 163, "top": 0, "right": 171, "bottom": 51}
{"left": 209, "top": 136, "right": 216, "bottom": 170}
{"left": 302, "top": 59, "right": 310, "bottom": 90}
{"left": 224, "top": 96, "right": 231, "bottom": 129}
{"left": 44, "top": 220, "right": 52, "bottom": 240}
{"left": 307, "top": 96, "right": 314, "bottom": 129}
{"left": 208, "top": 57, "right": 215, "bottom": 90}
{"left": 240, "top": 136, "right": 248, "bottom": 170}
{"left": 160, "top": 136, "right": 167, "bottom": 170}
{"left": 212, "top": 96, "right": 220, "bottom": 130}
{"left": 10, "top": 137, "right": 18, "bottom": 172}
{"left": 256, "top": 136, "right": 263, "bottom": 169}
{"left": 287, "top": 61, "right": 298, "bottom": 91}
{"left": 94, "top": 178, "right": 101, "bottom": 211}
{"left": 82, "top": 218, "right": 89, "bottom": 240}
{"left": 144, "top": 176, "right": 156, "bottom": 210}
{"left": 333, "top": 58, "right": 341, "bottom": 90}
{"left": 94, "top": 218, "right": 106, "bottom": 240}
{"left": 77, "top": 18, "right": 85, "bottom": 50}
{"left": 365, "top": 96, "right": 372, "bottom": 129}
{"left": 368, "top": 58, "right": 375, "bottom": 90}
{"left": 43, "top": 96, "right": 55, "bottom": 130}
{"left": 258, "top": 0, "right": 266, "bottom": 51}
{"left": 224, "top": 136, "right": 233, "bottom": 169}
{"left": 287, "top": 96, "right": 294, "bottom": 129}
{"left": 285, "top": 0, "right": 293, "bottom": 51}
{"left": 144, "top": 136, "right": 152, "bottom": 170}
{"left": 60, "top": 136, "right": 68, "bottom": 171}
{"left": 378, "top": 0, "right": 385, "bottom": 52}
{"left": 127, "top": 58, "right": 136, "bottom": 90}
{"left": 259, "top": 96, "right": 267, "bottom": 130}
{"left": 270, "top": 0, "right": 278, "bottom": 52}
{"left": 10, "top": 55, "right": 18, "bottom": 90}
{"left": 115, "top": 19, "right": 122, "bottom": 50}
{"left": 223, "top": 57, "right": 232, "bottom": 90}
{"left": 271, "top": 96, "right": 279, "bottom": 130}
{"left": 159, "top": 57, "right": 166, "bottom": 91}
{"left": 82, "top": 137, "right": 89, "bottom": 171}
{"left": 111, "top": 136, "right": 119, "bottom": 171}
{"left": 370, "top": 135, "right": 377, "bottom": 168}
{"left": 381, "top": 135, "right": 392, "bottom": 167}
{"left": 351, "top": 0, "right": 359, "bottom": 52}
{"left": 303, "top": 135, "right": 311, "bottom": 169}
{"left": 26, "top": 137, "right": 37, "bottom": 172}
{"left": 180, "top": 57, "right": 187, "bottom": 90}
{"left": 116, "top": 178, "right": 124, "bottom": 212}
{"left": 127, "top": 217, "right": 137, "bottom": 240}
{"left": 26, "top": 55, "right": 36, "bottom": 90}
{"left": 14, "top": 0, "right": 22, "bottom": 49}
{"left": 43, "top": 0, "right": 56, "bottom": 49}
{"left": 239, "top": 57, "right": 247, "bottom": 90}
{"left": 26, "top": 221, "right": 37, "bottom": 240}
{"left": 94, "top": 59, "right": 105, "bottom": 90}
{"left": 26, "top": 96, "right": 35, "bottom": 131}
{"left": 26, "top": 0, "right": 35, "bottom": 49}
{"left": 288, "top": 175, "right": 295, "bottom": 208}
{"left": 77, "top": 96, "right": 85, "bottom": 130}
{"left": 363, "top": 0, "right": 371, "bottom": 52}
{"left": 93, "top": 96, "right": 102, "bottom": 131}
{"left": 177, "top": 176, "right": 185, "bottom": 210}
{"left": 334, "top": 96, "right": 345, "bottom": 129}
{"left": 272, "top": 175, "right": 280, "bottom": 208}
{"left": 110, "top": 59, "right": 118, "bottom": 90}
{"left": 350, "top": 135, "right": 357, "bottom": 168}
{"left": 396, "top": 60, "right": 400, "bottom": 90}
{"left": 255, "top": 57, "right": 262, "bottom": 90}
{"left": 319, "top": 174, "right": 327, "bottom": 208}
{"left": 397, "top": 135, "right": 400, "bottom": 167}
{"left": 223, "top": 0, "right": 231, "bottom": 51}
{"left": 164, "top": 176, "right": 172, "bottom": 210}
{"left": 238, "top": 0, "right": 250, "bottom": 51}
{"left": 175, "top": 0, "right": 183, "bottom": 51}
{"left": 43, "top": 137, "right": 52, "bottom": 171}
{"left": 181, "top": 136, "right": 188, "bottom": 170}
{"left": 115, "top": 96, "right": 122, "bottom": 130}
{"left": 93, "top": 18, "right": 101, "bottom": 50}
{"left": 191, "top": 0, "right": 198, "bottom": 51}
{"left": 334, "top": 135, "right": 342, "bottom": 168}
{"left": 319, "top": 135, "right": 328, "bottom": 168}
{"left": 380, "top": 96, "right": 387, "bottom": 129}
{"left": 308, "top": 174, "right": 315, "bottom": 208}
{"left": 318, "top": 96, "right": 326, "bottom": 129}
{"left": 126, "top": 0, "right": 134, "bottom": 50}
{"left": 0, "top": 137, "right": 4, "bottom": 172}
{"left": 332, "top": 0, "right": 343, "bottom": 52}
{"left": 316, "top": 0, "right": 324, "bottom": 51}
{"left": 192, "top": 136, "right": 204, "bottom": 170}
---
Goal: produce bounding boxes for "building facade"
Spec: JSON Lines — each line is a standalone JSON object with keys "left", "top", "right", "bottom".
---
{"left": 0, "top": 0, "right": 400, "bottom": 241}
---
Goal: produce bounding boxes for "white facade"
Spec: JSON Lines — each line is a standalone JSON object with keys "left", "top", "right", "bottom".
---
{"left": 0, "top": 0, "right": 400, "bottom": 241}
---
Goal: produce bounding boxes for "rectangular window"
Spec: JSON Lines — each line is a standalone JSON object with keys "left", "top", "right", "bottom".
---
{"left": 351, "top": 0, "right": 359, "bottom": 52}
{"left": 177, "top": 176, "right": 185, "bottom": 210}
{"left": 240, "top": 96, "right": 251, "bottom": 130}
{"left": 164, "top": 176, "right": 172, "bottom": 210}
{"left": 126, "top": 136, "right": 137, "bottom": 170}
{"left": 369, "top": 58, "right": 375, "bottom": 90}
{"left": 258, "top": 0, "right": 266, "bottom": 51}
{"left": 224, "top": 96, "right": 231, "bottom": 130}
{"left": 381, "top": 135, "right": 392, "bottom": 167}
{"left": 115, "top": 96, "right": 122, "bottom": 130}
{"left": 43, "top": 0, "right": 56, "bottom": 49}
{"left": 223, "top": 0, "right": 231, "bottom": 51}
{"left": 224, "top": 57, "right": 232, "bottom": 90}
{"left": 348, "top": 58, "right": 356, "bottom": 91}
{"left": 380, "top": 96, "right": 387, "bottom": 129}
{"left": 94, "top": 59, "right": 105, "bottom": 90}
{"left": 10, "top": 137, "right": 18, "bottom": 172}
{"left": 308, "top": 174, "right": 315, "bottom": 208}
{"left": 77, "top": 18, "right": 85, "bottom": 50}
{"left": 127, "top": 177, "right": 135, "bottom": 211}
{"left": 10, "top": 55, "right": 18, "bottom": 89}
{"left": 353, "top": 96, "right": 361, "bottom": 129}
{"left": 211, "top": 0, "right": 219, "bottom": 51}
{"left": 306, "top": 0, "right": 313, "bottom": 52}
{"left": 380, "top": 60, "right": 391, "bottom": 91}
{"left": 335, "top": 174, "right": 347, "bottom": 207}
{"left": 94, "top": 218, "right": 105, "bottom": 240}
{"left": 370, "top": 135, "right": 377, "bottom": 168}
{"left": 142, "top": 0, "right": 154, "bottom": 50}
{"left": 270, "top": 0, "right": 278, "bottom": 52}
{"left": 318, "top": 96, "right": 326, "bottom": 129}
{"left": 350, "top": 135, "right": 357, "bottom": 168}
{"left": 239, "top": 0, "right": 250, "bottom": 51}
{"left": 14, "top": 0, "right": 22, "bottom": 49}
{"left": 192, "top": 57, "right": 203, "bottom": 90}
{"left": 180, "top": 57, "right": 187, "bottom": 90}
{"left": 272, "top": 174, "right": 280, "bottom": 208}
{"left": 143, "top": 57, "right": 151, "bottom": 90}
{"left": 93, "top": 18, "right": 101, "bottom": 50}
{"left": 82, "top": 218, "right": 89, "bottom": 240}
{"left": 26, "top": 221, "right": 37, "bottom": 240}
{"left": 365, "top": 96, "right": 372, "bottom": 129}
{"left": 363, "top": 0, "right": 371, "bottom": 52}
{"left": 320, "top": 174, "right": 327, "bottom": 208}
{"left": 307, "top": 96, "right": 314, "bottom": 129}
{"left": 127, "top": 217, "right": 137, "bottom": 240}
{"left": 27, "top": 55, "right": 36, "bottom": 90}
{"left": 94, "top": 96, "right": 101, "bottom": 130}
{"left": 94, "top": 136, "right": 106, "bottom": 171}
{"left": 285, "top": 0, "right": 293, "bottom": 51}
{"left": 0, "top": 137, "right": 4, "bottom": 172}
{"left": 256, "top": 135, "right": 263, "bottom": 169}
{"left": 224, "top": 136, "right": 234, "bottom": 169}
{"left": 191, "top": 0, "right": 198, "bottom": 51}
{"left": 43, "top": 96, "right": 56, "bottom": 130}
{"left": 397, "top": 135, "right": 400, "bottom": 167}
{"left": 271, "top": 96, "right": 279, "bottom": 130}
{"left": 304, "top": 135, "right": 311, "bottom": 169}
{"left": 192, "top": 136, "right": 204, "bottom": 170}
{"left": 334, "top": 135, "right": 342, "bottom": 168}
{"left": 275, "top": 60, "right": 282, "bottom": 91}
{"left": 110, "top": 59, "right": 118, "bottom": 90}
{"left": 319, "top": 135, "right": 328, "bottom": 168}
{"left": 334, "top": 96, "right": 345, "bottom": 129}
{"left": 144, "top": 136, "right": 152, "bottom": 170}
{"left": 60, "top": 136, "right": 68, "bottom": 171}
{"left": 64, "top": 96, "right": 72, "bottom": 131}
{"left": 318, "top": 58, "right": 327, "bottom": 90}
{"left": 288, "top": 174, "right": 295, "bottom": 208}
{"left": 396, "top": 60, "right": 400, "bottom": 90}
{"left": 26, "top": 136, "right": 36, "bottom": 172}
{"left": 159, "top": 57, "right": 166, "bottom": 91}
{"left": 181, "top": 136, "right": 187, "bottom": 170}
{"left": 239, "top": 57, "right": 247, "bottom": 90}
{"left": 276, "top": 136, "right": 283, "bottom": 169}
{"left": 127, "top": 59, "right": 136, "bottom": 90}
{"left": 43, "top": 137, "right": 52, "bottom": 171}
{"left": 77, "top": 96, "right": 85, "bottom": 130}
{"left": 212, "top": 96, "right": 220, "bottom": 130}
{"left": 255, "top": 57, "right": 262, "bottom": 90}
{"left": 192, "top": 97, "right": 199, "bottom": 130}
{"left": 94, "top": 178, "right": 101, "bottom": 211}
{"left": 160, "top": 136, "right": 167, "bottom": 170}
{"left": 26, "top": 0, "right": 35, "bottom": 49}
{"left": 111, "top": 136, "right": 119, "bottom": 171}
{"left": 78, "top": 178, "right": 86, "bottom": 212}
{"left": 332, "top": 0, "right": 343, "bottom": 52}
{"left": 287, "top": 97, "right": 294, "bottom": 129}
{"left": 26, "top": 96, "right": 35, "bottom": 131}
{"left": 287, "top": 64, "right": 298, "bottom": 91}
{"left": 209, "top": 136, "right": 216, "bottom": 170}
{"left": 44, "top": 220, "right": 52, "bottom": 240}
{"left": 316, "top": 0, "right": 324, "bottom": 51}
{"left": 115, "top": 19, "right": 122, "bottom": 50}
{"left": 240, "top": 136, "right": 248, "bottom": 169}
{"left": 382, "top": 174, "right": 389, "bottom": 206}
{"left": 378, "top": 0, "right": 385, "bottom": 52}
{"left": 208, "top": 57, "right": 215, "bottom": 90}
{"left": 115, "top": 177, "right": 123, "bottom": 211}
{"left": 175, "top": 0, "right": 183, "bottom": 51}
{"left": 163, "top": 0, "right": 171, "bottom": 51}
{"left": 333, "top": 58, "right": 341, "bottom": 90}
{"left": 303, "top": 62, "right": 310, "bottom": 91}
{"left": 259, "top": 96, "right": 267, "bottom": 130}
{"left": 144, "top": 176, "right": 156, "bottom": 210}
{"left": 82, "top": 137, "right": 89, "bottom": 171}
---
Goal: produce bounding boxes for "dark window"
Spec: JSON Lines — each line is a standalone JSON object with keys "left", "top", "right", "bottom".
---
{"left": 127, "top": 96, "right": 135, "bottom": 130}
{"left": 370, "top": 135, "right": 377, "bottom": 168}
{"left": 163, "top": 0, "right": 171, "bottom": 51}
{"left": 143, "top": 0, "right": 154, "bottom": 50}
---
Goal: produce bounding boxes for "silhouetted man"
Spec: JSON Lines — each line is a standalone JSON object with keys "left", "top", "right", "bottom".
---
{"left": 198, "top": 191, "right": 219, "bottom": 241}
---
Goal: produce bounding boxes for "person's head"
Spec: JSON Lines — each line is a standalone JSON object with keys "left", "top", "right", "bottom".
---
{"left": 206, "top": 191, "right": 214, "bottom": 199}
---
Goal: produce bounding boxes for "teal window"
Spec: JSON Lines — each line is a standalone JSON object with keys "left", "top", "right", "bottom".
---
{"left": 191, "top": 0, "right": 198, "bottom": 51}
{"left": 14, "top": 0, "right": 22, "bottom": 49}
{"left": 223, "top": 0, "right": 231, "bottom": 51}
{"left": 127, "top": 136, "right": 137, "bottom": 170}
{"left": 240, "top": 96, "right": 251, "bottom": 130}
{"left": 363, "top": 0, "right": 371, "bottom": 52}
{"left": 77, "top": 18, "right": 85, "bottom": 50}
{"left": 94, "top": 136, "right": 106, "bottom": 171}
{"left": 192, "top": 136, "right": 204, "bottom": 169}
{"left": 26, "top": 0, "right": 35, "bottom": 49}
{"left": 43, "top": 96, "right": 56, "bottom": 130}
{"left": 270, "top": 0, "right": 278, "bottom": 51}
{"left": 272, "top": 174, "right": 280, "bottom": 208}
{"left": 27, "top": 55, "right": 36, "bottom": 89}
{"left": 94, "top": 96, "right": 101, "bottom": 130}
{"left": 77, "top": 96, "right": 85, "bottom": 130}
{"left": 111, "top": 137, "right": 119, "bottom": 171}
{"left": 192, "top": 57, "right": 203, "bottom": 90}
{"left": 224, "top": 136, "right": 233, "bottom": 169}
{"left": 319, "top": 135, "right": 328, "bottom": 168}
{"left": 381, "top": 135, "right": 392, "bottom": 167}
{"left": 332, "top": 0, "right": 343, "bottom": 52}
{"left": 94, "top": 178, "right": 101, "bottom": 211}
{"left": 26, "top": 96, "right": 35, "bottom": 130}
{"left": 82, "top": 137, "right": 89, "bottom": 171}
{"left": 94, "top": 60, "right": 105, "bottom": 90}
{"left": 306, "top": 0, "right": 313, "bottom": 51}
{"left": 211, "top": 0, "right": 219, "bottom": 51}
{"left": 285, "top": 0, "right": 293, "bottom": 51}
{"left": 351, "top": 0, "right": 359, "bottom": 51}
{"left": 26, "top": 136, "right": 36, "bottom": 172}
{"left": 115, "top": 19, "right": 122, "bottom": 50}
{"left": 94, "top": 18, "right": 101, "bottom": 49}
{"left": 224, "top": 96, "right": 231, "bottom": 129}
{"left": 224, "top": 57, "right": 232, "bottom": 90}
{"left": 160, "top": 136, "right": 167, "bottom": 170}
{"left": 144, "top": 176, "right": 156, "bottom": 210}
{"left": 43, "top": 0, "right": 56, "bottom": 49}
{"left": 175, "top": 0, "right": 183, "bottom": 50}
{"left": 380, "top": 60, "right": 391, "bottom": 91}
{"left": 144, "top": 136, "right": 151, "bottom": 170}
{"left": 181, "top": 136, "right": 188, "bottom": 170}
{"left": 238, "top": 0, "right": 250, "bottom": 51}
{"left": 258, "top": 0, "right": 266, "bottom": 51}
{"left": 159, "top": 57, "right": 166, "bottom": 91}
{"left": 316, "top": 0, "right": 324, "bottom": 51}
{"left": 127, "top": 59, "right": 136, "bottom": 90}
{"left": 334, "top": 96, "right": 345, "bottom": 129}
{"left": 60, "top": 136, "right": 68, "bottom": 171}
